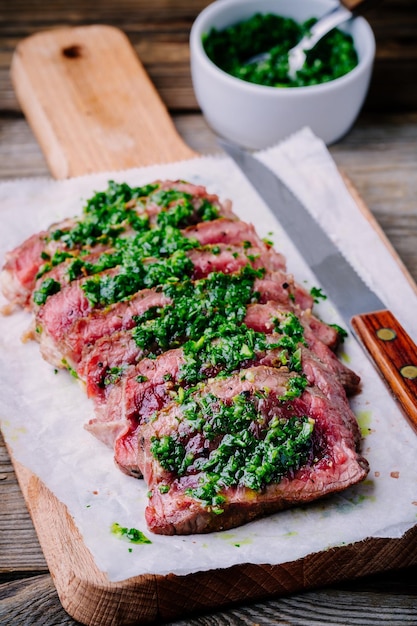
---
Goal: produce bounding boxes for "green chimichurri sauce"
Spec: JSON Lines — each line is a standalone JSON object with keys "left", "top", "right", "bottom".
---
{"left": 33, "top": 180, "right": 221, "bottom": 307}
{"left": 51, "top": 181, "right": 157, "bottom": 249}
{"left": 33, "top": 277, "right": 61, "bottom": 305}
{"left": 132, "top": 265, "right": 307, "bottom": 392}
{"left": 203, "top": 13, "right": 358, "bottom": 88}
{"left": 132, "top": 265, "right": 262, "bottom": 357}
{"left": 81, "top": 249, "right": 195, "bottom": 306}
{"left": 150, "top": 391, "right": 314, "bottom": 510}
{"left": 111, "top": 522, "right": 152, "bottom": 544}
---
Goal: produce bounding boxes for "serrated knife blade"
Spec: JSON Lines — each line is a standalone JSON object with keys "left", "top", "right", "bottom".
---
{"left": 220, "top": 138, "right": 417, "bottom": 432}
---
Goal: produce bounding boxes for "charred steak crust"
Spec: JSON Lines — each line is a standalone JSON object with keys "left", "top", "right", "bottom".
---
{"left": 1, "top": 179, "right": 367, "bottom": 535}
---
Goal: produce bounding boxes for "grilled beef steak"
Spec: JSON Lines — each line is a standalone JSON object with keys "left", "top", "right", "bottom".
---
{"left": 139, "top": 366, "right": 368, "bottom": 534}
{"left": 1, "top": 179, "right": 367, "bottom": 535}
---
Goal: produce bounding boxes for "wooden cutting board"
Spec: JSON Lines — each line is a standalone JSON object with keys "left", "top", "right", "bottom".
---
{"left": 8, "top": 24, "right": 417, "bottom": 626}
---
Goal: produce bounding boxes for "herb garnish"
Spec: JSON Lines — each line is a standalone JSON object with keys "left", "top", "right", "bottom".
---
{"left": 47, "top": 180, "right": 219, "bottom": 254}
{"left": 111, "top": 522, "right": 152, "bottom": 545}
{"left": 42, "top": 180, "right": 222, "bottom": 307}
{"left": 330, "top": 323, "right": 348, "bottom": 342}
{"left": 68, "top": 224, "right": 199, "bottom": 285}
{"left": 81, "top": 249, "right": 195, "bottom": 306}
{"left": 150, "top": 390, "right": 314, "bottom": 510}
{"left": 310, "top": 286, "right": 327, "bottom": 303}
{"left": 33, "top": 277, "right": 61, "bottom": 305}
{"left": 51, "top": 181, "right": 156, "bottom": 248}
{"left": 132, "top": 265, "right": 263, "bottom": 356}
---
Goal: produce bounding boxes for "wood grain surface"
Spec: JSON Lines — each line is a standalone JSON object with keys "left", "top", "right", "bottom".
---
{"left": 1, "top": 1, "right": 417, "bottom": 625}
{"left": 11, "top": 24, "right": 195, "bottom": 177}
{"left": 351, "top": 310, "right": 417, "bottom": 432}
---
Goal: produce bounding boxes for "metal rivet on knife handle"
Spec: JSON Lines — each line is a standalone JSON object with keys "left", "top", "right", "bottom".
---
{"left": 351, "top": 309, "right": 417, "bottom": 433}
{"left": 376, "top": 328, "right": 396, "bottom": 341}
{"left": 400, "top": 365, "right": 417, "bottom": 380}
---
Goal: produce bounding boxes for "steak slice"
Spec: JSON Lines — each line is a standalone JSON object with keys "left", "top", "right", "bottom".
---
{"left": 0, "top": 231, "right": 49, "bottom": 308}
{"left": 247, "top": 303, "right": 360, "bottom": 393}
{"left": 36, "top": 244, "right": 305, "bottom": 372}
{"left": 38, "top": 287, "right": 171, "bottom": 369}
{"left": 245, "top": 302, "right": 340, "bottom": 349}
{"left": 189, "top": 244, "right": 284, "bottom": 278}
{"left": 139, "top": 365, "right": 369, "bottom": 535}
{"left": 98, "top": 325, "right": 359, "bottom": 478}
{"left": 184, "top": 218, "right": 286, "bottom": 269}
{"left": 0, "top": 180, "right": 234, "bottom": 308}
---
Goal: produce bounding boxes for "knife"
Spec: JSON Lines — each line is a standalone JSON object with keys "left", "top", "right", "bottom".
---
{"left": 219, "top": 138, "right": 417, "bottom": 433}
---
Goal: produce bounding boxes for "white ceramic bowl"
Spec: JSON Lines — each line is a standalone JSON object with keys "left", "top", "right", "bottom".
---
{"left": 190, "top": 0, "right": 375, "bottom": 148}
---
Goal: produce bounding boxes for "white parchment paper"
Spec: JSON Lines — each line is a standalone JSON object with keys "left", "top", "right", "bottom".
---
{"left": 1, "top": 127, "right": 416, "bottom": 582}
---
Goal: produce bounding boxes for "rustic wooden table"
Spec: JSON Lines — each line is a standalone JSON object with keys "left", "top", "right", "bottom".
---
{"left": 1, "top": 1, "right": 417, "bottom": 624}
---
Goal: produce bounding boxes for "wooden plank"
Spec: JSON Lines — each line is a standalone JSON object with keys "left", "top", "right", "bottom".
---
{"left": 11, "top": 25, "right": 195, "bottom": 178}
{"left": 4, "top": 22, "right": 417, "bottom": 626}
{"left": 1, "top": 560, "right": 417, "bottom": 626}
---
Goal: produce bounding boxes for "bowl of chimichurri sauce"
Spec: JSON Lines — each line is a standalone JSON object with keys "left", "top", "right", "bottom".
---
{"left": 190, "top": 0, "right": 375, "bottom": 148}
{"left": 203, "top": 13, "right": 359, "bottom": 89}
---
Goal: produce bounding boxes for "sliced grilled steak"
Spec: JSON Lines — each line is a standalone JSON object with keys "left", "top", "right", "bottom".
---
{"left": 37, "top": 245, "right": 305, "bottom": 371}
{"left": 0, "top": 231, "right": 49, "bottom": 308}
{"left": 97, "top": 328, "right": 359, "bottom": 477}
{"left": 1, "top": 178, "right": 368, "bottom": 536}
{"left": 139, "top": 365, "right": 369, "bottom": 535}
{"left": 1, "top": 180, "right": 234, "bottom": 307}
{"left": 38, "top": 287, "right": 171, "bottom": 368}
{"left": 185, "top": 218, "right": 285, "bottom": 268}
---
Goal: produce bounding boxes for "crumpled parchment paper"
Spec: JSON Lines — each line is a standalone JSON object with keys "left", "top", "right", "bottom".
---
{"left": 1, "top": 127, "right": 416, "bottom": 582}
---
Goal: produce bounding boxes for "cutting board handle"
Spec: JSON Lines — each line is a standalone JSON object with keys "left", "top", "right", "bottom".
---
{"left": 11, "top": 25, "right": 196, "bottom": 179}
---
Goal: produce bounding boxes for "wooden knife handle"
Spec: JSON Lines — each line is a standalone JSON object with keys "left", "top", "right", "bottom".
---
{"left": 351, "top": 310, "right": 417, "bottom": 433}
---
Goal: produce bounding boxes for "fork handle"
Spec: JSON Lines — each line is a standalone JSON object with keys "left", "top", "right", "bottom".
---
{"left": 341, "top": 0, "right": 381, "bottom": 14}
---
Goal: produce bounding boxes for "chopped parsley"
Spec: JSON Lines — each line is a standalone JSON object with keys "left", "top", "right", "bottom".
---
{"left": 33, "top": 277, "right": 61, "bottom": 305}
{"left": 150, "top": 390, "right": 314, "bottom": 509}
{"left": 279, "top": 374, "right": 308, "bottom": 401}
{"left": 41, "top": 180, "right": 223, "bottom": 307}
{"left": 330, "top": 323, "right": 349, "bottom": 342}
{"left": 150, "top": 435, "right": 194, "bottom": 476}
{"left": 132, "top": 265, "right": 263, "bottom": 356}
{"left": 51, "top": 181, "right": 155, "bottom": 248}
{"left": 310, "top": 286, "right": 327, "bottom": 303}
{"left": 103, "top": 365, "right": 128, "bottom": 386}
{"left": 47, "top": 180, "right": 219, "bottom": 253}
{"left": 70, "top": 225, "right": 199, "bottom": 284}
{"left": 111, "top": 522, "right": 152, "bottom": 544}
{"left": 36, "top": 249, "right": 75, "bottom": 279}
{"left": 81, "top": 249, "right": 195, "bottom": 306}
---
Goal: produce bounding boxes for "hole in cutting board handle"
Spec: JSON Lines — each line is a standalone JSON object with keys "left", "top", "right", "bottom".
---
{"left": 62, "top": 44, "right": 84, "bottom": 59}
